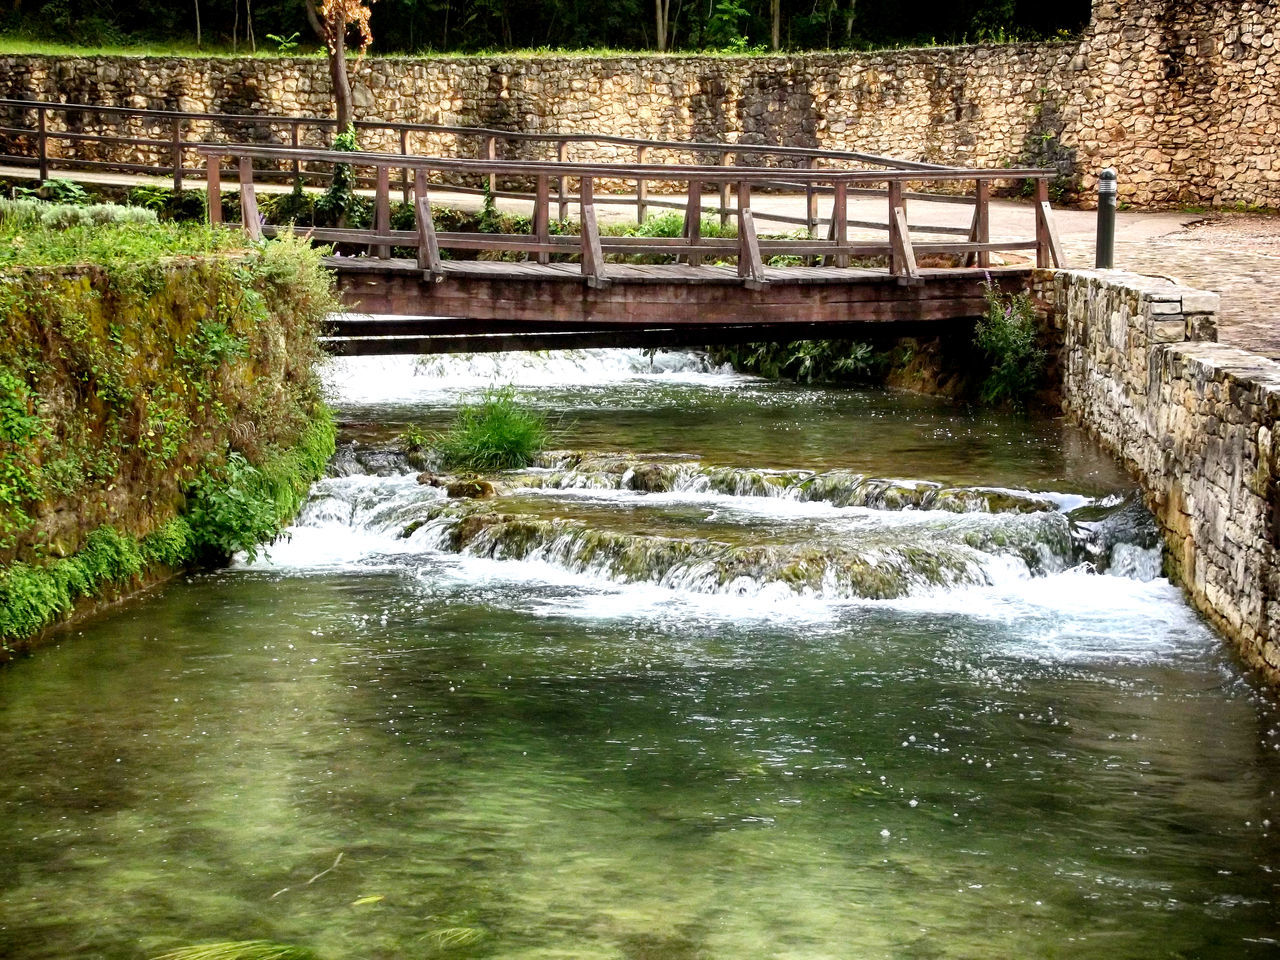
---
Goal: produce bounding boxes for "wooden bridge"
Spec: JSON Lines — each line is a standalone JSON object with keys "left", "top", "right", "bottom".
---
{"left": 0, "top": 99, "right": 1065, "bottom": 355}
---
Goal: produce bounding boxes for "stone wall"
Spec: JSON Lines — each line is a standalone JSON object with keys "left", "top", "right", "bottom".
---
{"left": 0, "top": 0, "right": 1275, "bottom": 208}
{"left": 1041, "top": 268, "right": 1280, "bottom": 679}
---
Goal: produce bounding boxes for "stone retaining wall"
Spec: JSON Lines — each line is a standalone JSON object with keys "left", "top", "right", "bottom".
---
{"left": 0, "top": 0, "right": 1276, "bottom": 208}
{"left": 1041, "top": 268, "right": 1280, "bottom": 679}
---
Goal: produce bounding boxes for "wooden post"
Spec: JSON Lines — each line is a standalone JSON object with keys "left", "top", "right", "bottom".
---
{"left": 414, "top": 167, "right": 443, "bottom": 279}
{"left": 171, "top": 116, "right": 184, "bottom": 192}
{"left": 290, "top": 121, "right": 301, "bottom": 185}
{"left": 400, "top": 128, "right": 410, "bottom": 204}
{"left": 832, "top": 179, "right": 848, "bottom": 268}
{"left": 684, "top": 179, "right": 703, "bottom": 266}
{"left": 737, "top": 180, "right": 765, "bottom": 287}
{"left": 887, "top": 179, "right": 918, "bottom": 280}
{"left": 238, "top": 157, "right": 261, "bottom": 241}
{"left": 965, "top": 178, "right": 991, "bottom": 268}
{"left": 719, "top": 152, "right": 732, "bottom": 229}
{"left": 36, "top": 104, "right": 48, "bottom": 181}
{"left": 485, "top": 135, "right": 497, "bottom": 196}
{"left": 207, "top": 153, "right": 222, "bottom": 226}
{"left": 579, "top": 176, "right": 607, "bottom": 287}
{"left": 535, "top": 174, "right": 550, "bottom": 265}
{"left": 804, "top": 156, "right": 818, "bottom": 235}
{"left": 374, "top": 164, "right": 391, "bottom": 259}
{"left": 636, "top": 145, "right": 649, "bottom": 224}
{"left": 1035, "top": 178, "right": 1065, "bottom": 269}
{"left": 557, "top": 140, "right": 569, "bottom": 221}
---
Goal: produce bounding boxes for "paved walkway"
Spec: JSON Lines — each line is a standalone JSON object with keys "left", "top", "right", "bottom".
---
{"left": 4, "top": 163, "right": 1276, "bottom": 356}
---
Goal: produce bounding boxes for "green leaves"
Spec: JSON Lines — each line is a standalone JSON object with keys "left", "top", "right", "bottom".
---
{"left": 973, "top": 281, "right": 1046, "bottom": 408}
{"left": 431, "top": 386, "right": 549, "bottom": 471}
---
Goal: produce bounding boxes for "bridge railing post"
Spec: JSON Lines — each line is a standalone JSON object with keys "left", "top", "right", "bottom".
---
{"left": 719, "top": 153, "right": 732, "bottom": 230}
{"left": 534, "top": 174, "right": 550, "bottom": 265}
{"left": 556, "top": 141, "right": 569, "bottom": 221}
{"left": 579, "top": 176, "right": 607, "bottom": 288}
{"left": 206, "top": 152, "right": 222, "bottom": 226}
{"left": 414, "top": 167, "right": 443, "bottom": 279}
{"left": 887, "top": 179, "right": 918, "bottom": 281}
{"left": 804, "top": 156, "right": 818, "bottom": 237}
{"left": 171, "top": 115, "right": 184, "bottom": 192}
{"left": 636, "top": 145, "right": 649, "bottom": 225}
{"left": 683, "top": 179, "right": 703, "bottom": 266}
{"left": 736, "top": 180, "right": 766, "bottom": 288}
{"left": 1034, "top": 177, "right": 1065, "bottom": 269}
{"left": 290, "top": 121, "right": 301, "bottom": 185}
{"left": 484, "top": 135, "right": 497, "bottom": 196}
{"left": 238, "top": 157, "right": 262, "bottom": 241}
{"left": 36, "top": 103, "right": 48, "bottom": 181}
{"left": 374, "top": 163, "right": 392, "bottom": 259}
{"left": 400, "top": 128, "right": 411, "bottom": 204}
{"left": 964, "top": 177, "right": 991, "bottom": 268}
{"left": 823, "top": 178, "right": 847, "bottom": 268}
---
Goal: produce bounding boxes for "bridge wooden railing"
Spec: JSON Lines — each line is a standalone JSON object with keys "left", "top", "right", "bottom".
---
{"left": 198, "top": 144, "right": 1064, "bottom": 284}
{"left": 1, "top": 97, "right": 1036, "bottom": 233}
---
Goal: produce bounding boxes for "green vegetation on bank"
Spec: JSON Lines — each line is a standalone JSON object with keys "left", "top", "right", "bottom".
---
{"left": 0, "top": 205, "right": 338, "bottom": 655}
{"left": 973, "top": 280, "right": 1045, "bottom": 407}
{"left": 0, "top": 198, "right": 235, "bottom": 268}
{"left": 709, "top": 284, "right": 1047, "bottom": 407}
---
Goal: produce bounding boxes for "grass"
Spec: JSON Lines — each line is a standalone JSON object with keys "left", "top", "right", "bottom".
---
{"left": 0, "top": 35, "right": 1078, "bottom": 60}
{"left": 432, "top": 386, "right": 549, "bottom": 471}
{"left": 151, "top": 942, "right": 320, "bottom": 960}
{"left": 0, "top": 35, "right": 326, "bottom": 57}
{"left": 0, "top": 204, "right": 237, "bottom": 268}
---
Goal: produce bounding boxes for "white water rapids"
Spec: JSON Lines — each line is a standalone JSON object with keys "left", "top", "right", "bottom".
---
{"left": 246, "top": 349, "right": 1211, "bottom": 665}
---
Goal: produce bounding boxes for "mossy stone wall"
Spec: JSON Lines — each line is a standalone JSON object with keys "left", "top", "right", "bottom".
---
{"left": 0, "top": 242, "right": 335, "bottom": 656}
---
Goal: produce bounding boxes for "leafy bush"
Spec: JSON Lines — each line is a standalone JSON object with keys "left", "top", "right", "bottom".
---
{"left": 184, "top": 413, "right": 335, "bottom": 564}
{"left": 709, "top": 339, "right": 879, "bottom": 383}
{"left": 0, "top": 197, "right": 158, "bottom": 230}
{"left": 432, "top": 386, "right": 548, "bottom": 471}
{"left": 973, "top": 281, "right": 1046, "bottom": 407}
{"left": 12, "top": 178, "right": 91, "bottom": 204}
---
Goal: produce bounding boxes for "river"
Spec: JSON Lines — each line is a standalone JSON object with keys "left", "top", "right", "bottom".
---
{"left": 1, "top": 349, "right": 1277, "bottom": 959}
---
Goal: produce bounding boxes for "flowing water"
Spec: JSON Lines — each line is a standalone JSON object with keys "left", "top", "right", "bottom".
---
{"left": 1, "top": 349, "right": 1278, "bottom": 960}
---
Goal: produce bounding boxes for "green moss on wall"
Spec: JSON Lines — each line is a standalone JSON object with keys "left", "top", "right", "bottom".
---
{"left": 0, "top": 230, "right": 339, "bottom": 658}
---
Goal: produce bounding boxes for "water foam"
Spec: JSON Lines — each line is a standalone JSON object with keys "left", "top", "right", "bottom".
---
{"left": 321, "top": 347, "right": 741, "bottom": 406}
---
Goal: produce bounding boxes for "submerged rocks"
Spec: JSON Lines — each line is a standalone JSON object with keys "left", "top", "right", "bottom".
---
{"left": 514, "top": 454, "right": 1060, "bottom": 515}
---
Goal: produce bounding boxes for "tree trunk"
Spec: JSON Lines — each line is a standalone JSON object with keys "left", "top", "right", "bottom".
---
{"left": 771, "top": 0, "right": 781, "bottom": 51}
{"left": 193, "top": 0, "right": 201, "bottom": 47}
{"left": 655, "top": 0, "right": 668, "bottom": 52}
{"left": 845, "top": 0, "right": 856, "bottom": 44}
{"left": 329, "top": 28, "right": 353, "bottom": 130}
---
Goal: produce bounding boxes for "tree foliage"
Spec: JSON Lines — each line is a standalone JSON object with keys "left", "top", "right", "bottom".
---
{"left": 1, "top": 0, "right": 1091, "bottom": 53}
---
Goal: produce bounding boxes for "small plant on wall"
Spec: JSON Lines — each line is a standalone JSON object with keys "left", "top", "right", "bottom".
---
{"left": 974, "top": 280, "right": 1045, "bottom": 408}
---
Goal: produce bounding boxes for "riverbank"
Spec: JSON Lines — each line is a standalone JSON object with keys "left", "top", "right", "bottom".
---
{"left": 0, "top": 214, "right": 337, "bottom": 659}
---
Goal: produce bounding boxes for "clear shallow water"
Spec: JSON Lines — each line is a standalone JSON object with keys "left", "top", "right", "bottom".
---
{"left": 1, "top": 350, "right": 1279, "bottom": 960}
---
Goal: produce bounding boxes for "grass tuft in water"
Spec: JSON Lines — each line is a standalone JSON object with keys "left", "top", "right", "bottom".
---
{"left": 431, "top": 386, "right": 549, "bottom": 471}
{"left": 151, "top": 941, "right": 320, "bottom": 960}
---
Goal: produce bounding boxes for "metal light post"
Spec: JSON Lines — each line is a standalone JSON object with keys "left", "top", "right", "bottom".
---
{"left": 1095, "top": 168, "right": 1117, "bottom": 269}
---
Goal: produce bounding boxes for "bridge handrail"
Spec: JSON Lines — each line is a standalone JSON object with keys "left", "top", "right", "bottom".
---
{"left": 194, "top": 143, "right": 1056, "bottom": 183}
{"left": 0, "top": 96, "right": 955, "bottom": 182}
{"left": 197, "top": 143, "right": 1065, "bottom": 285}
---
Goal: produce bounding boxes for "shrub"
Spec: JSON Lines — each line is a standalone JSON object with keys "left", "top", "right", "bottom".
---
{"left": 0, "top": 197, "right": 158, "bottom": 230}
{"left": 973, "top": 281, "right": 1046, "bottom": 407}
{"left": 432, "top": 386, "right": 548, "bottom": 471}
